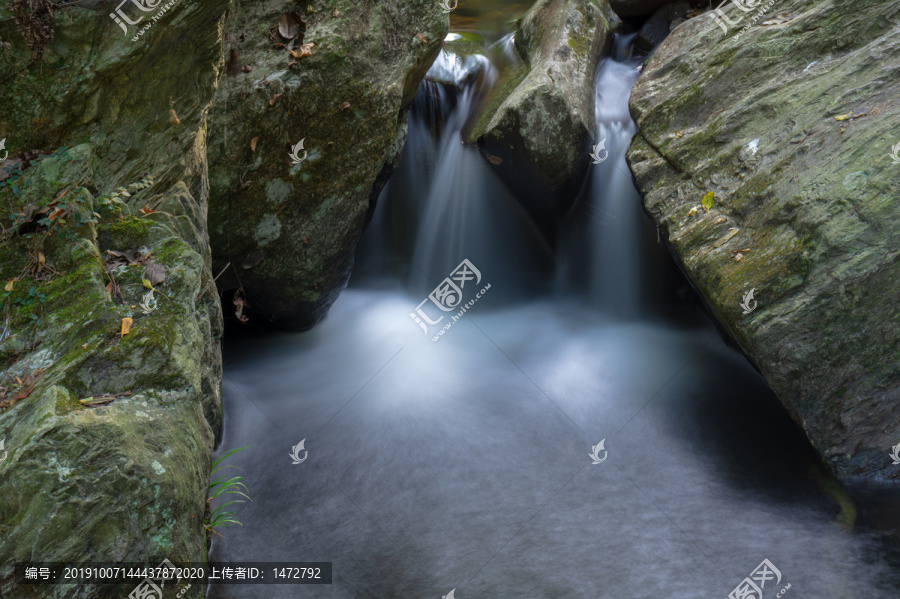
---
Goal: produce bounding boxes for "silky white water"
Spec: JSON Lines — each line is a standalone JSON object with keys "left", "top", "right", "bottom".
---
{"left": 209, "top": 36, "right": 900, "bottom": 599}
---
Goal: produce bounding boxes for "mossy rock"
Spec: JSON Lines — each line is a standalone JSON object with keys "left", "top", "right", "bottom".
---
{"left": 472, "top": 0, "right": 613, "bottom": 231}
{"left": 207, "top": 0, "right": 448, "bottom": 330}
{"left": 0, "top": 0, "right": 228, "bottom": 595}
{"left": 627, "top": 0, "right": 900, "bottom": 480}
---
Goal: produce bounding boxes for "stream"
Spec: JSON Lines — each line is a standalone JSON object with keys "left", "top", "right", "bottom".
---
{"left": 207, "top": 23, "right": 900, "bottom": 599}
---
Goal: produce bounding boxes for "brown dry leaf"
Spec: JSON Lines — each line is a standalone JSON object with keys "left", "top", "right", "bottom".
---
{"left": 233, "top": 294, "right": 250, "bottom": 323}
{"left": 332, "top": 6, "right": 339, "bottom": 17}
{"left": 121, "top": 317, "right": 134, "bottom": 336}
{"left": 79, "top": 391, "right": 133, "bottom": 407}
{"left": 269, "top": 92, "right": 283, "bottom": 106}
{"left": 145, "top": 263, "right": 167, "bottom": 286}
{"left": 340, "top": 102, "right": 351, "bottom": 110}
{"left": 12, "top": 383, "right": 36, "bottom": 401}
{"left": 139, "top": 207, "right": 157, "bottom": 215}
{"left": 415, "top": 32, "right": 427, "bottom": 43}
{"left": 278, "top": 11, "right": 306, "bottom": 40}
{"left": 290, "top": 43, "right": 315, "bottom": 59}
{"left": 734, "top": 252, "right": 744, "bottom": 262}
{"left": 169, "top": 109, "right": 181, "bottom": 125}
{"left": 251, "top": 136, "right": 259, "bottom": 152}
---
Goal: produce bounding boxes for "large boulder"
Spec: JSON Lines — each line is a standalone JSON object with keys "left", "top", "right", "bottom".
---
{"left": 0, "top": 0, "right": 227, "bottom": 596}
{"left": 207, "top": 0, "right": 447, "bottom": 330}
{"left": 472, "top": 0, "right": 613, "bottom": 232}
{"left": 627, "top": 0, "right": 900, "bottom": 479}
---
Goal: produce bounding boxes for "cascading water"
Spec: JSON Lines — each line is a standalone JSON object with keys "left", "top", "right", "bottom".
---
{"left": 589, "top": 35, "right": 645, "bottom": 316}
{"left": 356, "top": 47, "right": 552, "bottom": 299}
{"left": 210, "top": 28, "right": 900, "bottom": 599}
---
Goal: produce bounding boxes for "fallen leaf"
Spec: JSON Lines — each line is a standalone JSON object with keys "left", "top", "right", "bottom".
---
{"left": 415, "top": 32, "right": 427, "bottom": 43}
{"left": 139, "top": 207, "right": 157, "bottom": 214}
{"left": 332, "top": 6, "right": 339, "bottom": 17}
{"left": 169, "top": 109, "right": 181, "bottom": 125}
{"left": 486, "top": 155, "right": 503, "bottom": 165}
{"left": 290, "top": 43, "right": 314, "bottom": 59}
{"left": 340, "top": 102, "right": 351, "bottom": 110}
{"left": 242, "top": 64, "right": 253, "bottom": 73}
{"left": 687, "top": 206, "right": 699, "bottom": 217}
{"left": 278, "top": 11, "right": 306, "bottom": 40}
{"left": 734, "top": 252, "right": 744, "bottom": 262}
{"left": 79, "top": 391, "right": 133, "bottom": 407}
{"left": 716, "top": 217, "right": 726, "bottom": 223}
{"left": 250, "top": 136, "right": 259, "bottom": 152}
{"left": 12, "top": 383, "right": 36, "bottom": 401}
{"left": 15, "top": 376, "right": 23, "bottom": 386}
{"left": 702, "top": 191, "right": 714, "bottom": 213}
{"left": 269, "top": 92, "right": 283, "bottom": 106}
{"left": 307, "top": 5, "right": 315, "bottom": 14}
{"left": 713, "top": 227, "right": 740, "bottom": 248}
{"left": 834, "top": 111, "right": 853, "bottom": 121}
{"left": 4, "top": 280, "right": 13, "bottom": 292}
{"left": 144, "top": 263, "right": 167, "bottom": 287}
{"left": 121, "top": 317, "right": 134, "bottom": 336}
{"left": 142, "top": 278, "right": 154, "bottom": 290}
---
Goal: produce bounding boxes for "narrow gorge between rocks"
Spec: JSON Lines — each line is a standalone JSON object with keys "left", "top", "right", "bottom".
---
{"left": 1, "top": 1, "right": 899, "bottom": 598}
{"left": 210, "top": 20, "right": 900, "bottom": 599}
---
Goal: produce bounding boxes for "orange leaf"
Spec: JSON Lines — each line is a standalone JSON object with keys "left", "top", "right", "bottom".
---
{"left": 121, "top": 317, "right": 133, "bottom": 336}
{"left": 251, "top": 136, "right": 259, "bottom": 152}
{"left": 13, "top": 383, "right": 36, "bottom": 401}
{"left": 139, "top": 207, "right": 157, "bottom": 214}
{"left": 48, "top": 207, "right": 66, "bottom": 220}
{"left": 269, "top": 92, "right": 283, "bottom": 106}
{"left": 289, "top": 43, "right": 314, "bottom": 59}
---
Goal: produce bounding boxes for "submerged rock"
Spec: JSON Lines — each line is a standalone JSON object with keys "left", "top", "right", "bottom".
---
{"left": 207, "top": 0, "right": 446, "bottom": 330}
{"left": 472, "top": 0, "right": 613, "bottom": 232}
{"left": 627, "top": 0, "right": 900, "bottom": 479}
{"left": 0, "top": 1, "right": 227, "bottom": 596}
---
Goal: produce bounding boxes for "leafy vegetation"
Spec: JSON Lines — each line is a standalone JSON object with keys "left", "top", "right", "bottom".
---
{"left": 204, "top": 446, "right": 252, "bottom": 537}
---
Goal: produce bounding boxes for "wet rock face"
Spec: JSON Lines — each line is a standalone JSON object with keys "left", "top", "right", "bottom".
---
{"left": 207, "top": 0, "right": 446, "bottom": 331}
{"left": 0, "top": 1, "right": 226, "bottom": 596}
{"left": 627, "top": 0, "right": 900, "bottom": 479}
{"left": 473, "top": 0, "right": 612, "bottom": 230}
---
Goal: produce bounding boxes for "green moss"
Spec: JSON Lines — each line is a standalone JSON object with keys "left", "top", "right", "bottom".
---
{"left": 98, "top": 217, "right": 153, "bottom": 250}
{"left": 466, "top": 63, "right": 530, "bottom": 143}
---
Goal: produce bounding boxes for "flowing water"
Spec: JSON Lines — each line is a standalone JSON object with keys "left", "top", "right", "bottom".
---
{"left": 208, "top": 30, "right": 900, "bottom": 599}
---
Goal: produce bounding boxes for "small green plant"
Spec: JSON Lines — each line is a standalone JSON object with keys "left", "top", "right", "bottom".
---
{"left": 204, "top": 446, "right": 251, "bottom": 537}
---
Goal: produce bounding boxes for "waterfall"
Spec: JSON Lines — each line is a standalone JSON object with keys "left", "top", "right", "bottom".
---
{"left": 356, "top": 47, "right": 553, "bottom": 301}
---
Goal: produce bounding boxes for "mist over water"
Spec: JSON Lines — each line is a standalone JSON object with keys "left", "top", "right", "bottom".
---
{"left": 210, "top": 32, "right": 900, "bottom": 599}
